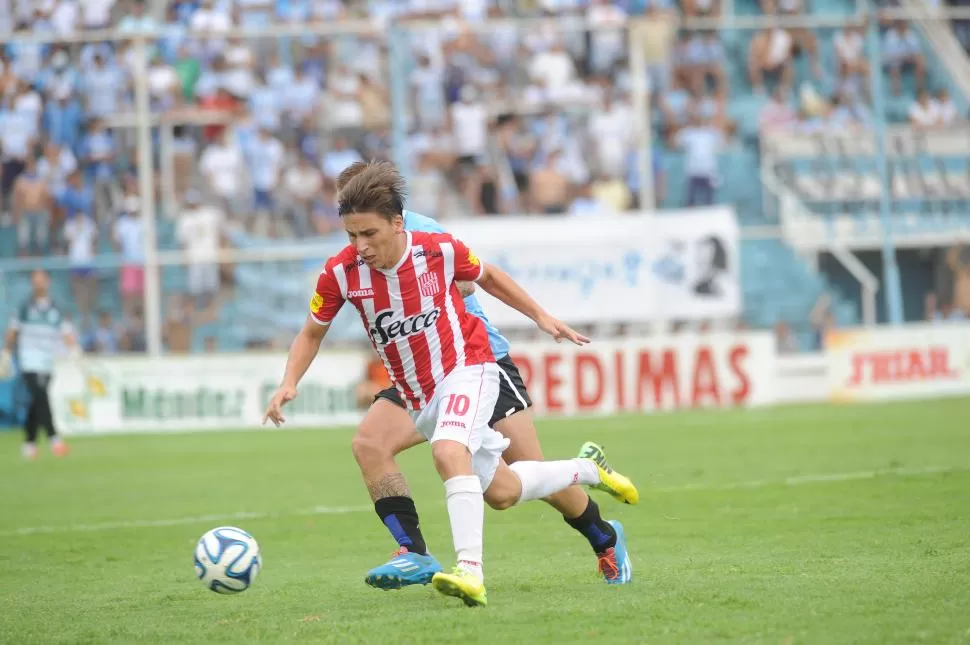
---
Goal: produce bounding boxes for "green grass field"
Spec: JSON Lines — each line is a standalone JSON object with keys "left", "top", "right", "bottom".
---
{"left": 1, "top": 399, "right": 969, "bottom": 645}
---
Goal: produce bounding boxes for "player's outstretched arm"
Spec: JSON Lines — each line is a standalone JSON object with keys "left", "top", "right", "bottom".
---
{"left": 477, "top": 264, "right": 590, "bottom": 346}
{"left": 263, "top": 316, "right": 330, "bottom": 427}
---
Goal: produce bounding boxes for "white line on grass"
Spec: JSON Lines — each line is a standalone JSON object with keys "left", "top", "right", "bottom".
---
{"left": 0, "top": 505, "right": 373, "bottom": 537}
{"left": 651, "top": 464, "right": 963, "bottom": 493}
{"left": 2, "top": 465, "right": 963, "bottom": 537}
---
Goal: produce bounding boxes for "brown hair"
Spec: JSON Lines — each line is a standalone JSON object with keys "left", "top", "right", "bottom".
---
{"left": 336, "top": 160, "right": 406, "bottom": 220}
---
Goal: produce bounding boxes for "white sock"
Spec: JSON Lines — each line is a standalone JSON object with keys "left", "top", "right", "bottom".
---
{"left": 444, "top": 475, "right": 485, "bottom": 581}
{"left": 508, "top": 459, "right": 599, "bottom": 504}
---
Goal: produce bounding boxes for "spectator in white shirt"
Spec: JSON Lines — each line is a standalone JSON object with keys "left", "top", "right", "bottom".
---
{"left": 408, "top": 151, "right": 448, "bottom": 218}
{"left": 834, "top": 25, "right": 868, "bottom": 88}
{"left": 51, "top": 0, "right": 78, "bottom": 35}
{"left": 588, "top": 91, "right": 633, "bottom": 178}
{"left": 113, "top": 196, "right": 144, "bottom": 317}
{"left": 675, "top": 113, "right": 724, "bottom": 207}
{"left": 79, "top": 0, "right": 114, "bottom": 29}
{"left": 190, "top": 0, "right": 232, "bottom": 58}
{"left": 64, "top": 210, "right": 97, "bottom": 325}
{"left": 909, "top": 89, "right": 940, "bottom": 128}
{"left": 936, "top": 87, "right": 959, "bottom": 125}
{"left": 199, "top": 129, "right": 246, "bottom": 216}
{"left": 284, "top": 66, "right": 320, "bottom": 125}
{"left": 451, "top": 85, "right": 488, "bottom": 172}
{"left": 748, "top": 27, "right": 794, "bottom": 94}
{"left": 586, "top": 0, "right": 627, "bottom": 75}
{"left": 177, "top": 190, "right": 224, "bottom": 308}
{"left": 529, "top": 41, "right": 577, "bottom": 96}
{"left": 282, "top": 153, "right": 322, "bottom": 236}
{"left": 883, "top": 20, "right": 925, "bottom": 96}
{"left": 37, "top": 142, "right": 76, "bottom": 199}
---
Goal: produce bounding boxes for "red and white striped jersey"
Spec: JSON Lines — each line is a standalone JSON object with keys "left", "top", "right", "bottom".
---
{"left": 309, "top": 230, "right": 495, "bottom": 410}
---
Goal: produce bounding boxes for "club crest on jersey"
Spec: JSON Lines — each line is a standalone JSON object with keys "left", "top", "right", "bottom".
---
{"left": 369, "top": 309, "right": 441, "bottom": 346}
{"left": 467, "top": 249, "right": 480, "bottom": 266}
{"left": 419, "top": 272, "right": 441, "bottom": 297}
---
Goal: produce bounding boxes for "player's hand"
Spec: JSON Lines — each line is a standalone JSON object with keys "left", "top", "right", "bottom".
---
{"left": 537, "top": 315, "right": 590, "bottom": 346}
{"left": 263, "top": 385, "right": 297, "bottom": 427}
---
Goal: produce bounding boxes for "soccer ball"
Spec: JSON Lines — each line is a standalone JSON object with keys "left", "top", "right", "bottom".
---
{"left": 194, "top": 526, "right": 262, "bottom": 594}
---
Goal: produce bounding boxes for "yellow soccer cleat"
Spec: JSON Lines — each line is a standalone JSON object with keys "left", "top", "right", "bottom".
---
{"left": 579, "top": 441, "right": 640, "bottom": 505}
{"left": 431, "top": 568, "right": 488, "bottom": 607}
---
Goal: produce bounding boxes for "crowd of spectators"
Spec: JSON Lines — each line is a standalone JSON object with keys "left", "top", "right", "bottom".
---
{"left": 0, "top": 0, "right": 963, "bottom": 354}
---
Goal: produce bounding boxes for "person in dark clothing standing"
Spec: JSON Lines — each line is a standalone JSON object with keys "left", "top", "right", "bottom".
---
{"left": 0, "top": 270, "right": 80, "bottom": 459}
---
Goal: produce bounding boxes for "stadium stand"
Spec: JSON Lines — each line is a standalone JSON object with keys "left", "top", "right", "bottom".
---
{"left": 0, "top": 0, "right": 967, "bottom": 355}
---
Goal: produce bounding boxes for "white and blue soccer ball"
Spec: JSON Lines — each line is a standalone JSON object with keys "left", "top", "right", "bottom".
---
{"left": 194, "top": 526, "right": 262, "bottom": 594}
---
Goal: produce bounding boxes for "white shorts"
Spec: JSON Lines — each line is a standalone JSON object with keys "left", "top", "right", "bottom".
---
{"left": 409, "top": 362, "right": 508, "bottom": 490}
{"left": 188, "top": 263, "right": 220, "bottom": 296}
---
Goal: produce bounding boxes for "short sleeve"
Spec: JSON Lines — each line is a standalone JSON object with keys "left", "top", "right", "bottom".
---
{"left": 451, "top": 237, "right": 485, "bottom": 282}
{"left": 309, "top": 263, "right": 344, "bottom": 326}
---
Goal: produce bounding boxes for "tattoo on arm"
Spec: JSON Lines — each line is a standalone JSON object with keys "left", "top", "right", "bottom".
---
{"left": 366, "top": 472, "right": 412, "bottom": 502}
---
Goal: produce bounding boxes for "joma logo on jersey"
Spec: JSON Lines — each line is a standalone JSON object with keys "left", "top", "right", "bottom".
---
{"left": 369, "top": 309, "right": 441, "bottom": 345}
{"left": 347, "top": 288, "right": 375, "bottom": 298}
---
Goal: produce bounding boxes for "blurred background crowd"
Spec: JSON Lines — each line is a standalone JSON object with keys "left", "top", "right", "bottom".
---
{"left": 1, "top": 0, "right": 969, "bottom": 357}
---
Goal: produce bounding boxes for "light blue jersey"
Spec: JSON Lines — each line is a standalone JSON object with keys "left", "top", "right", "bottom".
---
{"left": 403, "top": 210, "right": 511, "bottom": 359}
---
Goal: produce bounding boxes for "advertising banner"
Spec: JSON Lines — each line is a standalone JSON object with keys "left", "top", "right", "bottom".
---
{"left": 510, "top": 333, "right": 775, "bottom": 416}
{"left": 51, "top": 352, "right": 367, "bottom": 435}
{"left": 826, "top": 323, "right": 970, "bottom": 402}
{"left": 447, "top": 209, "right": 741, "bottom": 326}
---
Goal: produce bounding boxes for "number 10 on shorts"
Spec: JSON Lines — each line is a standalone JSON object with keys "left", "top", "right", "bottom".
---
{"left": 444, "top": 394, "right": 470, "bottom": 416}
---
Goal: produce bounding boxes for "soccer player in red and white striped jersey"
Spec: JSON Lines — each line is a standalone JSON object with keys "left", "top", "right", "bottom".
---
{"left": 263, "top": 161, "right": 639, "bottom": 607}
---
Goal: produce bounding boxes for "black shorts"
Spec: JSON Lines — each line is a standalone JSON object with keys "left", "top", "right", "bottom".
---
{"left": 374, "top": 355, "right": 533, "bottom": 428}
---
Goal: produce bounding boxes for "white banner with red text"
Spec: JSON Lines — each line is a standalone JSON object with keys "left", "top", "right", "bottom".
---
{"left": 47, "top": 332, "right": 775, "bottom": 435}
{"left": 446, "top": 208, "right": 742, "bottom": 327}
{"left": 825, "top": 323, "right": 970, "bottom": 402}
{"left": 509, "top": 333, "right": 776, "bottom": 415}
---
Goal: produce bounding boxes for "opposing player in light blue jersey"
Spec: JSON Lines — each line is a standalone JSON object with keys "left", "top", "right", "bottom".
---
{"left": 337, "top": 163, "right": 634, "bottom": 588}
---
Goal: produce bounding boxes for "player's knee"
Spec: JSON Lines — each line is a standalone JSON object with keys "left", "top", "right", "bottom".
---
{"left": 431, "top": 440, "right": 471, "bottom": 479}
{"left": 484, "top": 493, "right": 516, "bottom": 511}
{"left": 351, "top": 428, "right": 391, "bottom": 467}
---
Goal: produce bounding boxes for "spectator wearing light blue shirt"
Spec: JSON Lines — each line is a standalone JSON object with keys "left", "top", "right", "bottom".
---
{"left": 675, "top": 113, "right": 725, "bottom": 207}
{"left": 682, "top": 31, "right": 726, "bottom": 95}
{"left": 660, "top": 78, "right": 692, "bottom": 143}
{"left": 249, "top": 73, "right": 282, "bottom": 131}
{"left": 43, "top": 87, "right": 84, "bottom": 152}
{"left": 321, "top": 137, "right": 364, "bottom": 182}
{"left": 35, "top": 50, "right": 79, "bottom": 98}
{"left": 81, "top": 51, "right": 124, "bottom": 119}
{"left": 80, "top": 119, "right": 118, "bottom": 222}
{"left": 117, "top": 0, "right": 158, "bottom": 34}
{"left": 249, "top": 127, "right": 284, "bottom": 214}
{"left": 882, "top": 20, "right": 925, "bottom": 96}
{"left": 283, "top": 66, "right": 320, "bottom": 125}
{"left": 569, "top": 183, "right": 610, "bottom": 216}
{"left": 57, "top": 170, "right": 94, "bottom": 221}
